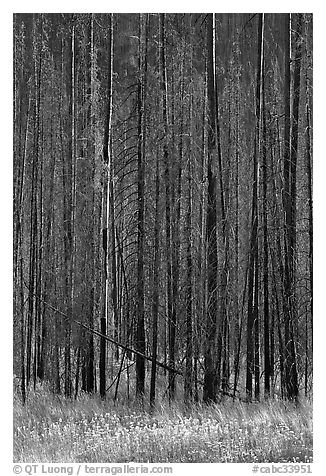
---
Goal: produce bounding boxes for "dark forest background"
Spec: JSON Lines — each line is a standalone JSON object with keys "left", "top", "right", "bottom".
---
{"left": 13, "top": 13, "right": 313, "bottom": 406}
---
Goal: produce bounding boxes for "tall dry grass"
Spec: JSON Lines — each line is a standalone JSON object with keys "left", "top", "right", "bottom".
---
{"left": 13, "top": 386, "right": 312, "bottom": 463}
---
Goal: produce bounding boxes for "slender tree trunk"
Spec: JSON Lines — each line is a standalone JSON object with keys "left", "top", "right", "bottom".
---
{"left": 203, "top": 14, "right": 218, "bottom": 403}
{"left": 283, "top": 13, "right": 299, "bottom": 400}
{"left": 108, "top": 27, "right": 119, "bottom": 364}
{"left": 305, "top": 86, "right": 312, "bottom": 393}
{"left": 20, "top": 232, "right": 26, "bottom": 403}
{"left": 27, "top": 17, "right": 43, "bottom": 387}
{"left": 305, "top": 102, "right": 313, "bottom": 335}
{"left": 262, "top": 58, "right": 270, "bottom": 397}
{"left": 213, "top": 14, "right": 228, "bottom": 395}
{"left": 233, "top": 72, "right": 241, "bottom": 399}
{"left": 184, "top": 133, "right": 193, "bottom": 403}
{"left": 290, "top": 13, "right": 303, "bottom": 278}
{"left": 246, "top": 13, "right": 263, "bottom": 401}
{"left": 159, "top": 14, "right": 174, "bottom": 402}
{"left": 150, "top": 151, "right": 160, "bottom": 406}
{"left": 270, "top": 144, "right": 286, "bottom": 396}
{"left": 16, "top": 89, "right": 30, "bottom": 401}
{"left": 14, "top": 26, "right": 30, "bottom": 397}
{"left": 99, "top": 317, "right": 106, "bottom": 398}
{"left": 194, "top": 93, "right": 207, "bottom": 403}
{"left": 64, "top": 16, "right": 76, "bottom": 399}
{"left": 101, "top": 13, "right": 114, "bottom": 399}
{"left": 75, "top": 345, "right": 81, "bottom": 399}
{"left": 135, "top": 13, "right": 148, "bottom": 398}
{"left": 36, "top": 123, "right": 45, "bottom": 382}
{"left": 85, "top": 13, "right": 96, "bottom": 394}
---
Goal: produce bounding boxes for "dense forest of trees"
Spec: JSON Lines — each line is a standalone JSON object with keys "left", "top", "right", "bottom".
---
{"left": 13, "top": 13, "right": 313, "bottom": 405}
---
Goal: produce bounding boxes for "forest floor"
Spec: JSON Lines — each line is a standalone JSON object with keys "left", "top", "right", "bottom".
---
{"left": 13, "top": 386, "right": 313, "bottom": 463}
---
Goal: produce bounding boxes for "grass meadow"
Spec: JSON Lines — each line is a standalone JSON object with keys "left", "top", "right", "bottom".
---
{"left": 13, "top": 385, "right": 313, "bottom": 463}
